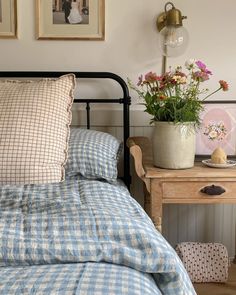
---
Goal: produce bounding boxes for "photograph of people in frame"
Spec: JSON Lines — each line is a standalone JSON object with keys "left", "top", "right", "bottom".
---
{"left": 53, "top": 0, "right": 89, "bottom": 25}
{"left": 37, "top": 0, "right": 104, "bottom": 40}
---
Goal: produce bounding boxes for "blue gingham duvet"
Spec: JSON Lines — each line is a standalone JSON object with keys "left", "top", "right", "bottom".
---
{"left": 0, "top": 176, "right": 196, "bottom": 295}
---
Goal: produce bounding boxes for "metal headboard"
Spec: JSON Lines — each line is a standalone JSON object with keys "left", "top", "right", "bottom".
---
{"left": 0, "top": 71, "right": 131, "bottom": 189}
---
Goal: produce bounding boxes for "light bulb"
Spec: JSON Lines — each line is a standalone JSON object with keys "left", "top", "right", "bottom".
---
{"left": 159, "top": 25, "right": 189, "bottom": 57}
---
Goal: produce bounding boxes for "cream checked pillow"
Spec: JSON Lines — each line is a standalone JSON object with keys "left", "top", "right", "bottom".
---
{"left": 0, "top": 74, "right": 75, "bottom": 184}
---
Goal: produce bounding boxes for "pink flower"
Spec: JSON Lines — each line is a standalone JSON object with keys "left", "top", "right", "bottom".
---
{"left": 219, "top": 80, "right": 229, "bottom": 91}
{"left": 128, "top": 58, "right": 229, "bottom": 124}
{"left": 196, "top": 60, "right": 212, "bottom": 75}
{"left": 192, "top": 71, "right": 210, "bottom": 82}
{"left": 195, "top": 60, "right": 206, "bottom": 70}
{"left": 144, "top": 71, "right": 160, "bottom": 83}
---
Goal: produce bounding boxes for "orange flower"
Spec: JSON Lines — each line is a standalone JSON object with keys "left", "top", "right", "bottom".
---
{"left": 159, "top": 95, "right": 167, "bottom": 100}
{"left": 219, "top": 80, "right": 229, "bottom": 91}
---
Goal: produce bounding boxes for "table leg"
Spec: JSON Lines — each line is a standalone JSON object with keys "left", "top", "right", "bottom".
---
{"left": 150, "top": 179, "right": 163, "bottom": 233}
{"left": 143, "top": 184, "right": 151, "bottom": 216}
{"left": 234, "top": 218, "right": 236, "bottom": 264}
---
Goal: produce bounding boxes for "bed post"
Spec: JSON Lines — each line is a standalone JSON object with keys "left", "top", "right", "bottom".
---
{"left": 123, "top": 88, "right": 131, "bottom": 190}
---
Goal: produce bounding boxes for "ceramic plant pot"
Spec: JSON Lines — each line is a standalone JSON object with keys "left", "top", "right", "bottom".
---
{"left": 152, "top": 121, "right": 196, "bottom": 169}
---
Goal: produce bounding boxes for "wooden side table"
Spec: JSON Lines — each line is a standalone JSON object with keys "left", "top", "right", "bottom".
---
{"left": 127, "top": 136, "right": 236, "bottom": 261}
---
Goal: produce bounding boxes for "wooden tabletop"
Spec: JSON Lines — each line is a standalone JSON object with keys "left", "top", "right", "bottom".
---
{"left": 144, "top": 162, "right": 236, "bottom": 179}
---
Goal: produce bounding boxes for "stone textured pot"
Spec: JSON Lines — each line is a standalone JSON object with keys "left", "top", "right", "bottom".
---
{"left": 152, "top": 121, "right": 196, "bottom": 169}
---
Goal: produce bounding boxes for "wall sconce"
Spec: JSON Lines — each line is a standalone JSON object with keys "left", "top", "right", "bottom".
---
{"left": 157, "top": 2, "right": 189, "bottom": 72}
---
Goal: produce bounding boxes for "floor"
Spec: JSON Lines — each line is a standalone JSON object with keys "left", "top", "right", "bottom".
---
{"left": 194, "top": 264, "right": 236, "bottom": 295}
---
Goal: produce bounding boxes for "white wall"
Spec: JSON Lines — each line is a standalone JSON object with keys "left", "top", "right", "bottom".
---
{"left": 1, "top": 0, "right": 236, "bottom": 256}
{"left": 0, "top": 0, "right": 235, "bottom": 104}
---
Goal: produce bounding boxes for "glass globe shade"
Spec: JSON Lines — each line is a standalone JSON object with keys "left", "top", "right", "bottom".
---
{"left": 158, "top": 25, "right": 189, "bottom": 57}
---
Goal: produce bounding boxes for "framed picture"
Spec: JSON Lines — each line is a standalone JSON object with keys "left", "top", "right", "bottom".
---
{"left": 196, "top": 100, "right": 236, "bottom": 159}
{"left": 0, "top": 0, "right": 17, "bottom": 38}
{"left": 36, "top": 0, "right": 105, "bottom": 40}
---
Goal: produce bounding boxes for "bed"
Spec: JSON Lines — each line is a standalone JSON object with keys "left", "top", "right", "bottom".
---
{"left": 0, "top": 71, "right": 196, "bottom": 295}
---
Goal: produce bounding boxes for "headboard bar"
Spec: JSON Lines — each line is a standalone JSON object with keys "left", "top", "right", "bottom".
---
{"left": 0, "top": 71, "right": 130, "bottom": 100}
{"left": 0, "top": 71, "right": 131, "bottom": 189}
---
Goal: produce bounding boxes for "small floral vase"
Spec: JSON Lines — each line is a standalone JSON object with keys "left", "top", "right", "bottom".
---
{"left": 152, "top": 121, "right": 196, "bottom": 169}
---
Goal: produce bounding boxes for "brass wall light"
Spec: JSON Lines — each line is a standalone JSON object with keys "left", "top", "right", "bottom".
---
{"left": 157, "top": 2, "right": 189, "bottom": 71}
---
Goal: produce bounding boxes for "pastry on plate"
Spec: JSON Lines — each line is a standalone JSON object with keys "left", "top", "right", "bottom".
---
{"left": 211, "top": 147, "right": 227, "bottom": 164}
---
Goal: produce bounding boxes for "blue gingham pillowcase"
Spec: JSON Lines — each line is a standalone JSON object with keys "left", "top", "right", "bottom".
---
{"left": 65, "top": 128, "right": 122, "bottom": 181}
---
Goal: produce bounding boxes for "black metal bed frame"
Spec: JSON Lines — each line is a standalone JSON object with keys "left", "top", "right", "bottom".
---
{"left": 0, "top": 71, "right": 131, "bottom": 189}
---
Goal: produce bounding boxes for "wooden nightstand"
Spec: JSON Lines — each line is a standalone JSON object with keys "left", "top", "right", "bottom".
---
{"left": 127, "top": 136, "right": 236, "bottom": 235}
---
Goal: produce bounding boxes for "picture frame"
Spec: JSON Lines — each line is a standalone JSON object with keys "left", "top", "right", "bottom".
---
{"left": 195, "top": 100, "right": 236, "bottom": 160}
{"left": 0, "top": 0, "right": 17, "bottom": 38}
{"left": 36, "top": 0, "right": 105, "bottom": 40}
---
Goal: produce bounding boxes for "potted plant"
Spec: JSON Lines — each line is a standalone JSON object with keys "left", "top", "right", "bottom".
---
{"left": 129, "top": 59, "right": 228, "bottom": 169}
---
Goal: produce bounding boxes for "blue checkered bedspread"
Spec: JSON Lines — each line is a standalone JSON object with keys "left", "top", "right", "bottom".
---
{"left": 0, "top": 176, "right": 196, "bottom": 294}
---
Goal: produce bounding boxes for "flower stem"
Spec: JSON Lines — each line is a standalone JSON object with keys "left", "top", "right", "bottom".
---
{"left": 202, "top": 87, "right": 221, "bottom": 101}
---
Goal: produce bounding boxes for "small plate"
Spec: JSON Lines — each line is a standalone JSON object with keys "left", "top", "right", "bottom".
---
{"left": 202, "top": 159, "right": 236, "bottom": 168}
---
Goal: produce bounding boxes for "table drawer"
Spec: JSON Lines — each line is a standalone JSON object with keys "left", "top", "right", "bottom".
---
{"left": 162, "top": 181, "right": 236, "bottom": 200}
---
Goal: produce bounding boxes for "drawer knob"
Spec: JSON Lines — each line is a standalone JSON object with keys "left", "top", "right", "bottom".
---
{"left": 200, "top": 184, "right": 225, "bottom": 196}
